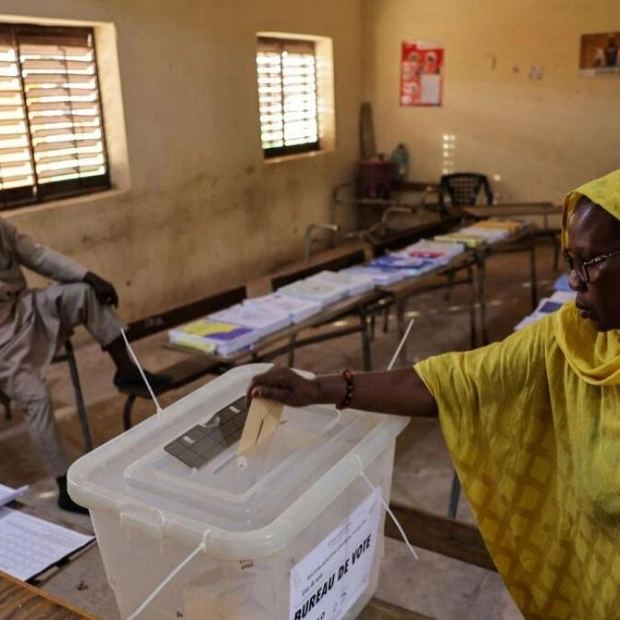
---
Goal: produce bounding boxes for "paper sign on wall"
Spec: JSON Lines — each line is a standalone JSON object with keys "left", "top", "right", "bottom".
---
{"left": 289, "top": 488, "right": 382, "bottom": 620}
{"left": 400, "top": 40, "right": 444, "bottom": 106}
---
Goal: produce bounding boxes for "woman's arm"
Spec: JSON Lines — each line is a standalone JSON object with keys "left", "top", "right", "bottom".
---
{"left": 247, "top": 365, "right": 438, "bottom": 418}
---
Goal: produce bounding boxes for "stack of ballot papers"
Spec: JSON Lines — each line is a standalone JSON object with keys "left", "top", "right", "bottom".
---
{"left": 276, "top": 274, "right": 350, "bottom": 307}
{"left": 243, "top": 293, "right": 323, "bottom": 324}
{"left": 432, "top": 219, "right": 525, "bottom": 247}
{"left": 368, "top": 254, "right": 437, "bottom": 277}
{"left": 339, "top": 265, "right": 406, "bottom": 286}
{"left": 433, "top": 231, "right": 487, "bottom": 247}
{"left": 209, "top": 303, "right": 291, "bottom": 338}
{"left": 514, "top": 290, "right": 576, "bottom": 331}
{"left": 453, "top": 225, "right": 512, "bottom": 243}
{"left": 308, "top": 270, "right": 376, "bottom": 296}
{"left": 169, "top": 319, "right": 259, "bottom": 356}
{"left": 475, "top": 218, "right": 525, "bottom": 233}
{"left": 403, "top": 239, "right": 465, "bottom": 264}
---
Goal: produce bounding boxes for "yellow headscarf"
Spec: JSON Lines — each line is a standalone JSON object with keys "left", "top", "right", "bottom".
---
{"left": 556, "top": 169, "right": 620, "bottom": 386}
{"left": 561, "top": 168, "right": 620, "bottom": 249}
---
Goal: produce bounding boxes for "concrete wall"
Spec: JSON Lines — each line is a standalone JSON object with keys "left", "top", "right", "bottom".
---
{"left": 3, "top": 0, "right": 363, "bottom": 319}
{"left": 361, "top": 0, "right": 620, "bottom": 204}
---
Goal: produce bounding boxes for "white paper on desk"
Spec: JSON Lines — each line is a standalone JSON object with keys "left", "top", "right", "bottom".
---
{"left": 0, "top": 483, "right": 28, "bottom": 507}
{"left": 0, "top": 507, "right": 94, "bottom": 581}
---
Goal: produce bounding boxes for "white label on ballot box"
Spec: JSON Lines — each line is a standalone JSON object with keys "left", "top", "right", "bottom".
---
{"left": 289, "top": 488, "right": 381, "bottom": 620}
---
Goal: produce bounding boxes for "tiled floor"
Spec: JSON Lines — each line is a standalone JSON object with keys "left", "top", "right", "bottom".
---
{"left": 0, "top": 242, "right": 561, "bottom": 619}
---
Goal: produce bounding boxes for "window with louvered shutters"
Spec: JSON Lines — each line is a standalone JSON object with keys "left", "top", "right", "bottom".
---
{"left": 0, "top": 24, "right": 110, "bottom": 210}
{"left": 256, "top": 38, "right": 319, "bottom": 158}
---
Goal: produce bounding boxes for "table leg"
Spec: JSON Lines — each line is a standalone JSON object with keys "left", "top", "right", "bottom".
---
{"left": 475, "top": 251, "right": 489, "bottom": 346}
{"left": 529, "top": 240, "right": 538, "bottom": 310}
{"left": 395, "top": 298, "right": 408, "bottom": 365}
{"left": 467, "top": 265, "right": 477, "bottom": 349}
{"left": 359, "top": 311, "right": 373, "bottom": 371}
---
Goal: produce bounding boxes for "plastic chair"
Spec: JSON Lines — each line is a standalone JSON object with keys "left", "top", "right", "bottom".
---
{"left": 438, "top": 173, "right": 494, "bottom": 217}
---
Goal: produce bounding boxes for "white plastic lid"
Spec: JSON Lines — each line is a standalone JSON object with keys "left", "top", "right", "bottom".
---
{"left": 68, "top": 364, "right": 408, "bottom": 559}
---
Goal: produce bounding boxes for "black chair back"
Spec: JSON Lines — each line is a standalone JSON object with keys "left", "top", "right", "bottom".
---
{"left": 439, "top": 173, "right": 494, "bottom": 208}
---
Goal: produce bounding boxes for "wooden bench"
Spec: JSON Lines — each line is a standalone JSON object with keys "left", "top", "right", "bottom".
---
{"left": 118, "top": 286, "right": 247, "bottom": 430}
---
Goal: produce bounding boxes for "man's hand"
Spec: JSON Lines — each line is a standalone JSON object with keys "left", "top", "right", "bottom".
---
{"left": 84, "top": 271, "right": 119, "bottom": 307}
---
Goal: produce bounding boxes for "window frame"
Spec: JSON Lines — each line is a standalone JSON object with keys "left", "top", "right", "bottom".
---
{"left": 256, "top": 36, "right": 321, "bottom": 159}
{"left": 0, "top": 23, "right": 111, "bottom": 211}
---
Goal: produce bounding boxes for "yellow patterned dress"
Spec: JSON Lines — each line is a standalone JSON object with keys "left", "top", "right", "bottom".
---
{"left": 415, "top": 168, "right": 620, "bottom": 619}
{"left": 416, "top": 304, "right": 620, "bottom": 619}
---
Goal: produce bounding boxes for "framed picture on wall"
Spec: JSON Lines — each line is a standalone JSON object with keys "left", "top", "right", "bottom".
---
{"left": 580, "top": 32, "right": 620, "bottom": 76}
{"left": 400, "top": 40, "right": 444, "bottom": 106}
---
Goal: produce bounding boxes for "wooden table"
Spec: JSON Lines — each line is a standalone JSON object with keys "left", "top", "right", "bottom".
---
{"left": 462, "top": 202, "right": 559, "bottom": 228}
{"left": 378, "top": 251, "right": 481, "bottom": 363}
{"left": 0, "top": 569, "right": 433, "bottom": 620}
{"left": 168, "top": 288, "right": 388, "bottom": 372}
{"left": 460, "top": 210, "right": 561, "bottom": 343}
{"left": 0, "top": 570, "right": 98, "bottom": 620}
{"left": 361, "top": 598, "right": 435, "bottom": 619}
{"left": 1, "top": 498, "right": 494, "bottom": 620}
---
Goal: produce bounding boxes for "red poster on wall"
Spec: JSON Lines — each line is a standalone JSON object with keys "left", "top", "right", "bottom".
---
{"left": 400, "top": 40, "right": 444, "bottom": 106}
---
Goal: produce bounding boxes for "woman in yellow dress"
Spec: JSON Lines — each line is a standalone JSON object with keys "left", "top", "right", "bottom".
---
{"left": 248, "top": 169, "right": 620, "bottom": 620}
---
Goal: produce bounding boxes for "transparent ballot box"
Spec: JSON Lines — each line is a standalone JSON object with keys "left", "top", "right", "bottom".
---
{"left": 68, "top": 364, "right": 409, "bottom": 620}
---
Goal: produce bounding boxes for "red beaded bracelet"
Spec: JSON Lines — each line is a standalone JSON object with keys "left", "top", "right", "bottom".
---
{"left": 336, "top": 368, "right": 354, "bottom": 410}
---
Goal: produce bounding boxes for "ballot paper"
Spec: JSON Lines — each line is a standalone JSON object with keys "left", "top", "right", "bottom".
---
{"left": 369, "top": 254, "right": 436, "bottom": 277}
{"left": 404, "top": 238, "right": 465, "bottom": 264}
{"left": 433, "top": 232, "right": 487, "bottom": 248}
{"left": 168, "top": 319, "right": 259, "bottom": 356}
{"left": 276, "top": 278, "right": 348, "bottom": 307}
{"left": 209, "top": 303, "right": 291, "bottom": 337}
{"left": 236, "top": 397, "right": 283, "bottom": 456}
{"left": 454, "top": 225, "right": 511, "bottom": 242}
{"left": 0, "top": 483, "right": 28, "bottom": 507}
{"left": 243, "top": 293, "right": 323, "bottom": 324}
{"left": 339, "top": 265, "right": 406, "bottom": 286}
{"left": 0, "top": 508, "right": 94, "bottom": 581}
{"left": 307, "top": 270, "right": 376, "bottom": 296}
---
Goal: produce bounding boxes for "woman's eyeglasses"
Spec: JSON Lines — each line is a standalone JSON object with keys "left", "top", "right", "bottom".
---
{"left": 563, "top": 248, "right": 620, "bottom": 283}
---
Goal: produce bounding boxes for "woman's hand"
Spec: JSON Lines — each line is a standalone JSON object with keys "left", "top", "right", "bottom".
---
{"left": 247, "top": 365, "right": 322, "bottom": 407}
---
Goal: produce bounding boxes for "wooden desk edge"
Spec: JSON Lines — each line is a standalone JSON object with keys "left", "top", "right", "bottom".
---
{"left": 0, "top": 570, "right": 432, "bottom": 620}
{"left": 0, "top": 569, "right": 98, "bottom": 619}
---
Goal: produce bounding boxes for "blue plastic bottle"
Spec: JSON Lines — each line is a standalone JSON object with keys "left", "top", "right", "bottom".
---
{"left": 391, "top": 143, "right": 409, "bottom": 182}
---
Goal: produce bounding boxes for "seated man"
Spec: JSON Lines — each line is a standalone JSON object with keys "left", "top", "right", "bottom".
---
{"left": 0, "top": 217, "right": 170, "bottom": 513}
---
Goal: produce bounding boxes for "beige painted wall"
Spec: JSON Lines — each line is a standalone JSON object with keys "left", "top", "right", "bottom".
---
{"left": 362, "top": 0, "right": 620, "bottom": 205}
{"left": 2, "top": 0, "right": 363, "bottom": 320}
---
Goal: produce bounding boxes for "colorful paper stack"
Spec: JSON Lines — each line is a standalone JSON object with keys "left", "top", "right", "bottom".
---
{"left": 243, "top": 293, "right": 323, "bottom": 324}
{"left": 209, "top": 303, "right": 292, "bottom": 338}
{"left": 168, "top": 319, "right": 259, "bottom": 356}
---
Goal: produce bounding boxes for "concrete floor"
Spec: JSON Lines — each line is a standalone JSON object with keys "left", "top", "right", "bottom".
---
{"left": 0, "top": 242, "right": 561, "bottom": 620}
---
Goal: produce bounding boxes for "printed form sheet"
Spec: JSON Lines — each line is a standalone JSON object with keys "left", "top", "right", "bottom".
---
{"left": 0, "top": 507, "right": 94, "bottom": 580}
